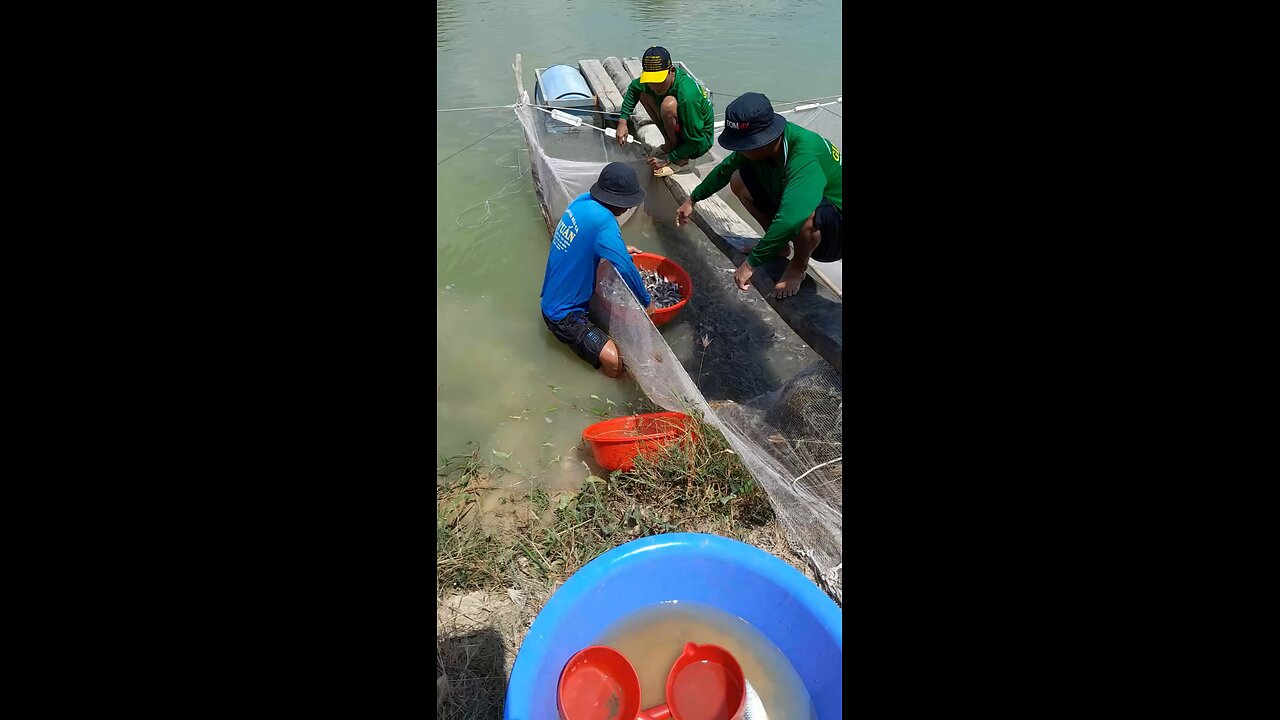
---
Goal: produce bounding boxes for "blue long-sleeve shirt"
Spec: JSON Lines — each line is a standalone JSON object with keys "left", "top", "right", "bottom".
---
{"left": 540, "top": 193, "right": 652, "bottom": 321}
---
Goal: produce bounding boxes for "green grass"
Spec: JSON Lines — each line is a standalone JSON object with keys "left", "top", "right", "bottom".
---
{"left": 436, "top": 412, "right": 773, "bottom": 592}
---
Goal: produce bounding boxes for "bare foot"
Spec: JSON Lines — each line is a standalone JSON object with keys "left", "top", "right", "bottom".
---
{"left": 772, "top": 265, "right": 807, "bottom": 298}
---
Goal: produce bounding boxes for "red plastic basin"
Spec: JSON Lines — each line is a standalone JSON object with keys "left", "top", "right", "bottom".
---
{"left": 631, "top": 252, "right": 692, "bottom": 327}
{"left": 582, "top": 412, "right": 696, "bottom": 472}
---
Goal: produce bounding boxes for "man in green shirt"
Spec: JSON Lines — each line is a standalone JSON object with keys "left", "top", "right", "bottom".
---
{"left": 615, "top": 46, "right": 715, "bottom": 175}
{"left": 676, "top": 93, "right": 842, "bottom": 298}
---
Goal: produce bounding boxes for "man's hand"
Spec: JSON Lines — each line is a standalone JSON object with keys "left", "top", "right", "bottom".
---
{"left": 627, "top": 245, "right": 643, "bottom": 255}
{"left": 733, "top": 260, "right": 754, "bottom": 291}
{"left": 615, "top": 120, "right": 629, "bottom": 147}
{"left": 646, "top": 155, "right": 670, "bottom": 172}
{"left": 675, "top": 199, "right": 695, "bottom": 227}
{"left": 645, "top": 298, "right": 657, "bottom": 315}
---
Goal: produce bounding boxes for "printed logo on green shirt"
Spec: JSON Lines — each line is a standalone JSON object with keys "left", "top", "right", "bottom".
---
{"left": 823, "top": 138, "right": 842, "bottom": 165}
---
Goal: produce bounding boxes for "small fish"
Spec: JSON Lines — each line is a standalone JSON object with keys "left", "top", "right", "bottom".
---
{"left": 743, "top": 679, "right": 769, "bottom": 719}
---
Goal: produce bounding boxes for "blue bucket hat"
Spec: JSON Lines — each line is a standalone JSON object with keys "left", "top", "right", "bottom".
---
{"left": 719, "top": 92, "right": 787, "bottom": 152}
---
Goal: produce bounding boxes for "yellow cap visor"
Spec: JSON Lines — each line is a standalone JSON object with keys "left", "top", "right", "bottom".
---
{"left": 639, "top": 69, "right": 670, "bottom": 84}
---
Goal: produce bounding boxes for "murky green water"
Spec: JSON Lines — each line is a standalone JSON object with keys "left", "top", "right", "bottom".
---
{"left": 437, "top": 0, "right": 842, "bottom": 484}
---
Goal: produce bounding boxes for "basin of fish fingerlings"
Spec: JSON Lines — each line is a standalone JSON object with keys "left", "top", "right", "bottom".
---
{"left": 632, "top": 252, "right": 692, "bottom": 327}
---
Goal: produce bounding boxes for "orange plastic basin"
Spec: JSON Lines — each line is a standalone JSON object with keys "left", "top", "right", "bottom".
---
{"left": 631, "top": 252, "right": 692, "bottom": 327}
{"left": 582, "top": 412, "right": 696, "bottom": 472}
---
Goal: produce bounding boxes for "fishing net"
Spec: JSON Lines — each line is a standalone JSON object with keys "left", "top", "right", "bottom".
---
{"left": 513, "top": 79, "right": 656, "bottom": 233}
{"left": 515, "top": 61, "right": 844, "bottom": 603}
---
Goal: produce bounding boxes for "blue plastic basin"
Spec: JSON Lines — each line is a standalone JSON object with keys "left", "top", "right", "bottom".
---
{"left": 504, "top": 533, "right": 842, "bottom": 719}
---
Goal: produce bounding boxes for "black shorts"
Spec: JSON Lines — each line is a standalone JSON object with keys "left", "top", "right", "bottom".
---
{"left": 543, "top": 310, "right": 610, "bottom": 369}
{"left": 739, "top": 166, "right": 842, "bottom": 263}
{"left": 810, "top": 198, "right": 842, "bottom": 262}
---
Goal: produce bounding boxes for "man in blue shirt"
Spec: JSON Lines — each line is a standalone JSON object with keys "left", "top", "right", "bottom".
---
{"left": 541, "top": 162, "right": 655, "bottom": 378}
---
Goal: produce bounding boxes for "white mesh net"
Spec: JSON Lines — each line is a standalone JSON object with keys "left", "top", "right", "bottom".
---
{"left": 514, "top": 99, "right": 656, "bottom": 231}
{"left": 516, "top": 69, "right": 843, "bottom": 603}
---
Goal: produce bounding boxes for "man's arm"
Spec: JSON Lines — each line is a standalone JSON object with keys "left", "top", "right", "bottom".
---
{"left": 689, "top": 153, "right": 746, "bottom": 202}
{"left": 597, "top": 225, "right": 652, "bottom": 309}
{"left": 746, "top": 158, "right": 826, "bottom": 267}
{"left": 619, "top": 78, "right": 643, "bottom": 122}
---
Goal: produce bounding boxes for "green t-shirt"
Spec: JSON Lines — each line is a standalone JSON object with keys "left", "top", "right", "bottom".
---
{"left": 619, "top": 66, "right": 715, "bottom": 162}
{"left": 690, "top": 122, "right": 842, "bottom": 267}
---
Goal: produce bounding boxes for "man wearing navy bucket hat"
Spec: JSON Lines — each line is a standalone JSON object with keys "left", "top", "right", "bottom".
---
{"left": 541, "top": 162, "right": 655, "bottom": 378}
{"left": 676, "top": 92, "right": 842, "bottom": 298}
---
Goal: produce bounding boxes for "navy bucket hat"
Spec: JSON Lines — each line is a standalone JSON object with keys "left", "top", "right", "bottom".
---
{"left": 589, "top": 162, "right": 646, "bottom": 208}
{"left": 718, "top": 92, "right": 787, "bottom": 152}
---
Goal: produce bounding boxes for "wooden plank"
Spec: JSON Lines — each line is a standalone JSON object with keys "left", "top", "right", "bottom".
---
{"left": 578, "top": 59, "right": 622, "bottom": 116}
{"left": 579, "top": 59, "right": 620, "bottom": 115}
{"left": 809, "top": 262, "right": 842, "bottom": 299}
{"left": 664, "top": 173, "right": 843, "bottom": 373}
{"left": 603, "top": 57, "right": 652, "bottom": 128}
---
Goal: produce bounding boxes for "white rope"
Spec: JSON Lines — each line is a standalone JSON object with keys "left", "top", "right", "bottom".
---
{"left": 781, "top": 99, "right": 843, "bottom": 115}
{"left": 791, "top": 455, "right": 842, "bottom": 491}
{"left": 713, "top": 96, "right": 842, "bottom": 123}
{"left": 454, "top": 148, "right": 531, "bottom": 230}
{"left": 435, "top": 101, "right": 626, "bottom": 117}
{"left": 528, "top": 104, "right": 655, "bottom": 148}
{"left": 437, "top": 103, "right": 517, "bottom": 112}
{"left": 529, "top": 102, "right": 623, "bottom": 117}
{"left": 776, "top": 93, "right": 843, "bottom": 106}
{"left": 432, "top": 92, "right": 840, "bottom": 118}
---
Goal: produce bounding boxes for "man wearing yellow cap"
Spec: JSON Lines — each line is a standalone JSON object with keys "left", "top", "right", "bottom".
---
{"left": 615, "top": 46, "right": 715, "bottom": 175}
